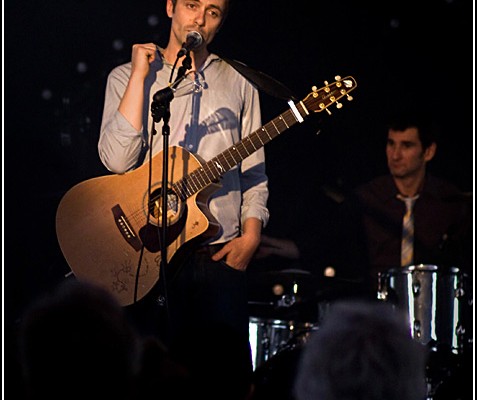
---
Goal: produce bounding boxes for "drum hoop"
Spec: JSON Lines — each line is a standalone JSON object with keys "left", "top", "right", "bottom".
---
{"left": 387, "top": 264, "right": 460, "bottom": 275}
{"left": 249, "top": 317, "right": 317, "bottom": 329}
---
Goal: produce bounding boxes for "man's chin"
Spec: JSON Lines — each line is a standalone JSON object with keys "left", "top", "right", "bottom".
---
{"left": 390, "top": 169, "right": 407, "bottom": 179}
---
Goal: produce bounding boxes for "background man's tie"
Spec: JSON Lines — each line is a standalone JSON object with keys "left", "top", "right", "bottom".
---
{"left": 397, "top": 194, "right": 419, "bottom": 267}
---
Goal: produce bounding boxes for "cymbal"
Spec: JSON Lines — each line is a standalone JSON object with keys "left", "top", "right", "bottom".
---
{"left": 264, "top": 268, "right": 312, "bottom": 279}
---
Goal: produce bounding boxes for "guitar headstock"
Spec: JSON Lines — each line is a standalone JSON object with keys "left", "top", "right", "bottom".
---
{"left": 302, "top": 76, "right": 357, "bottom": 115}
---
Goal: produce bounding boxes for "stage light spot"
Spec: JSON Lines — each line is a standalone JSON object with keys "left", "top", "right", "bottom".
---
{"left": 76, "top": 62, "right": 88, "bottom": 74}
{"left": 390, "top": 18, "right": 400, "bottom": 29}
{"left": 112, "top": 39, "right": 124, "bottom": 51}
{"left": 41, "top": 89, "right": 53, "bottom": 100}
{"left": 148, "top": 14, "right": 159, "bottom": 27}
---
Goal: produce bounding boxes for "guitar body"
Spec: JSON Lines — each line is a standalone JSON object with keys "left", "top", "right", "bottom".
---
{"left": 55, "top": 76, "right": 357, "bottom": 306}
{"left": 56, "top": 146, "right": 221, "bottom": 306}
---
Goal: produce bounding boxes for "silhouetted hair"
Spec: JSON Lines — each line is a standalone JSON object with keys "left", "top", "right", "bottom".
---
{"left": 293, "top": 300, "right": 427, "bottom": 400}
{"left": 19, "top": 279, "right": 140, "bottom": 400}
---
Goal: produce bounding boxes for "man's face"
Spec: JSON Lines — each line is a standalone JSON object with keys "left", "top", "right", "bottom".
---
{"left": 386, "top": 127, "right": 434, "bottom": 179}
{"left": 167, "top": 0, "right": 227, "bottom": 47}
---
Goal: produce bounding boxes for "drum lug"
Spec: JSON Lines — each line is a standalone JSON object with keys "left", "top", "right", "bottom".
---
{"left": 412, "top": 280, "right": 421, "bottom": 296}
{"left": 377, "top": 272, "right": 388, "bottom": 300}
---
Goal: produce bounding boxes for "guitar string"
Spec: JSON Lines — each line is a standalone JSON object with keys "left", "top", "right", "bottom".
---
{"left": 122, "top": 110, "right": 299, "bottom": 227}
{"left": 121, "top": 82, "right": 352, "bottom": 227}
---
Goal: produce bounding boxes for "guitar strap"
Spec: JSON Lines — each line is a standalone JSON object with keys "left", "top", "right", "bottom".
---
{"left": 221, "top": 56, "right": 298, "bottom": 102}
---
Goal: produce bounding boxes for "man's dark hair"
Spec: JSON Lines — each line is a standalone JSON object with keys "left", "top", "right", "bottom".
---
{"left": 386, "top": 110, "right": 438, "bottom": 150}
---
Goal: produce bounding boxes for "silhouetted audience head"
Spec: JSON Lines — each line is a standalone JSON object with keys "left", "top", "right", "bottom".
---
{"left": 18, "top": 279, "right": 141, "bottom": 400}
{"left": 293, "top": 300, "right": 427, "bottom": 400}
{"left": 136, "top": 335, "right": 193, "bottom": 400}
{"left": 170, "top": 321, "right": 254, "bottom": 400}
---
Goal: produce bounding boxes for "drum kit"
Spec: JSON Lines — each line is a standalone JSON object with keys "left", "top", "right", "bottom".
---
{"left": 248, "top": 264, "right": 472, "bottom": 399}
{"left": 247, "top": 268, "right": 368, "bottom": 370}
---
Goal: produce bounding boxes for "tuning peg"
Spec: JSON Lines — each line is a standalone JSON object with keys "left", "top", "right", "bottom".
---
{"left": 347, "top": 94, "right": 354, "bottom": 101}
{"left": 321, "top": 81, "right": 331, "bottom": 93}
{"left": 336, "top": 102, "right": 343, "bottom": 109}
{"left": 312, "top": 85, "right": 323, "bottom": 97}
{"left": 334, "top": 75, "right": 342, "bottom": 81}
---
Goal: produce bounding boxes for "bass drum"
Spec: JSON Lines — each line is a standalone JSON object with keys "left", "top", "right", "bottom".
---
{"left": 251, "top": 342, "right": 304, "bottom": 400}
{"left": 378, "top": 264, "right": 467, "bottom": 353}
{"left": 248, "top": 317, "right": 317, "bottom": 371}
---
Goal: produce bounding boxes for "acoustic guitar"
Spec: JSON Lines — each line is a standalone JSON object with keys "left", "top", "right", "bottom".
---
{"left": 56, "top": 76, "right": 357, "bottom": 306}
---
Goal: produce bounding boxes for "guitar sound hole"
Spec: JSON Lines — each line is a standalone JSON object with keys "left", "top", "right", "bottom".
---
{"left": 149, "top": 188, "right": 180, "bottom": 222}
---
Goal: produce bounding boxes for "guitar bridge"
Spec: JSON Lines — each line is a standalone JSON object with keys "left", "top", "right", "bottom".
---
{"left": 112, "top": 205, "right": 142, "bottom": 251}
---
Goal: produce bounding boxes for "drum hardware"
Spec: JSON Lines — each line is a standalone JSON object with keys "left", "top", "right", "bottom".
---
{"left": 378, "top": 264, "right": 466, "bottom": 354}
{"left": 376, "top": 271, "right": 387, "bottom": 300}
{"left": 248, "top": 317, "right": 318, "bottom": 371}
{"left": 276, "top": 293, "right": 297, "bottom": 308}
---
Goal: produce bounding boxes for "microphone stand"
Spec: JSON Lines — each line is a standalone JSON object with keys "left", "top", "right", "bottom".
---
{"left": 149, "top": 51, "right": 193, "bottom": 340}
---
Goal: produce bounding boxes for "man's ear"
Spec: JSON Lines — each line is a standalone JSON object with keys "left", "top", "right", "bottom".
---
{"left": 424, "top": 142, "right": 437, "bottom": 162}
{"left": 166, "top": 0, "right": 174, "bottom": 18}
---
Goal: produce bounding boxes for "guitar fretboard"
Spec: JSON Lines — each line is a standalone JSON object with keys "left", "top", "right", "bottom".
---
{"left": 172, "top": 107, "right": 302, "bottom": 200}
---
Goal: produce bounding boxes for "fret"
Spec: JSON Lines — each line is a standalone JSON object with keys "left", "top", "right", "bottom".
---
{"left": 247, "top": 135, "right": 258, "bottom": 151}
{"left": 257, "top": 129, "right": 266, "bottom": 145}
{"left": 202, "top": 167, "right": 214, "bottom": 185}
{"left": 218, "top": 157, "right": 229, "bottom": 171}
{"left": 204, "top": 169, "right": 215, "bottom": 183}
{"left": 177, "top": 179, "right": 191, "bottom": 198}
{"left": 297, "top": 101, "right": 309, "bottom": 118}
{"left": 174, "top": 179, "right": 183, "bottom": 199}
{"left": 279, "top": 115, "right": 289, "bottom": 129}
{"left": 217, "top": 154, "right": 231, "bottom": 171}
{"left": 239, "top": 142, "right": 251, "bottom": 157}
{"left": 262, "top": 125, "right": 273, "bottom": 141}
{"left": 196, "top": 169, "right": 208, "bottom": 187}
{"left": 270, "top": 119, "right": 280, "bottom": 135}
{"left": 274, "top": 116, "right": 288, "bottom": 133}
{"left": 234, "top": 144, "right": 247, "bottom": 160}
{"left": 207, "top": 159, "right": 221, "bottom": 178}
{"left": 182, "top": 177, "right": 194, "bottom": 196}
{"left": 228, "top": 147, "right": 239, "bottom": 164}
{"left": 189, "top": 173, "right": 200, "bottom": 192}
{"left": 172, "top": 182, "right": 186, "bottom": 201}
{"left": 210, "top": 159, "right": 221, "bottom": 176}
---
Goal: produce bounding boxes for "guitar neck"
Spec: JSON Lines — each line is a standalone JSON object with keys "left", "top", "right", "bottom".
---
{"left": 173, "top": 106, "right": 304, "bottom": 200}
{"left": 172, "top": 75, "right": 357, "bottom": 200}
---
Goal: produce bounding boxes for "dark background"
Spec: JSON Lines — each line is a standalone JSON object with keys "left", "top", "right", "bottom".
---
{"left": 4, "top": 0, "right": 473, "bottom": 337}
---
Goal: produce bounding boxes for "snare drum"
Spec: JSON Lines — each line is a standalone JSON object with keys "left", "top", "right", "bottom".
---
{"left": 378, "top": 264, "right": 465, "bottom": 352}
{"left": 249, "top": 317, "right": 318, "bottom": 370}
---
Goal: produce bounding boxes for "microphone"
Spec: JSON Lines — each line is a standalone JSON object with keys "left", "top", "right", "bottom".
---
{"left": 176, "top": 31, "right": 203, "bottom": 58}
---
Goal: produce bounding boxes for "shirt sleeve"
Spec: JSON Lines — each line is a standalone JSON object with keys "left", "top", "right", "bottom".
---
{"left": 239, "top": 83, "right": 270, "bottom": 228}
{"left": 98, "top": 64, "right": 145, "bottom": 174}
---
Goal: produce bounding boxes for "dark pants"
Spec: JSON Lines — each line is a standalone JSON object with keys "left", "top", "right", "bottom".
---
{"left": 125, "top": 244, "right": 253, "bottom": 399}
